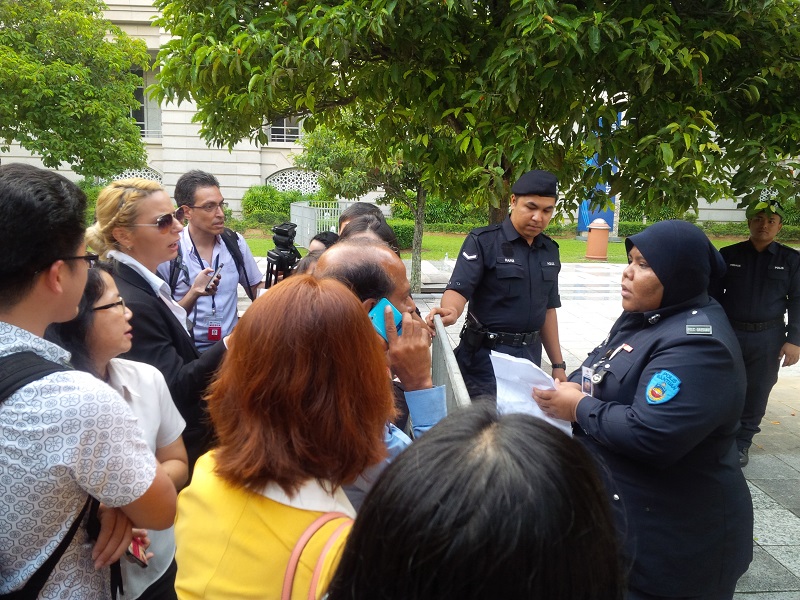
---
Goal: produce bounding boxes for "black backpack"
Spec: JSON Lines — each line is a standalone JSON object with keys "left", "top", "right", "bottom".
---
{"left": 166, "top": 227, "right": 256, "bottom": 301}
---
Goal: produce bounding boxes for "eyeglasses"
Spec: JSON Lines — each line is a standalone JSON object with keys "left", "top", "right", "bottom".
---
{"left": 189, "top": 201, "right": 226, "bottom": 213}
{"left": 92, "top": 297, "right": 127, "bottom": 313}
{"left": 60, "top": 254, "right": 99, "bottom": 268}
{"left": 129, "top": 207, "right": 185, "bottom": 232}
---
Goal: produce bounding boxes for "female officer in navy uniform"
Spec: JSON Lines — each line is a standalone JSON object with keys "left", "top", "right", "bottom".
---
{"left": 534, "top": 220, "right": 753, "bottom": 600}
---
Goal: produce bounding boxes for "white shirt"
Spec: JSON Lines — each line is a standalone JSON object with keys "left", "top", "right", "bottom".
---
{"left": 106, "top": 358, "right": 185, "bottom": 600}
{"left": 110, "top": 250, "right": 189, "bottom": 334}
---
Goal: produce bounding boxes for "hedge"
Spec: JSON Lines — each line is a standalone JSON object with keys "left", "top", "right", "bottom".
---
{"left": 386, "top": 219, "right": 414, "bottom": 249}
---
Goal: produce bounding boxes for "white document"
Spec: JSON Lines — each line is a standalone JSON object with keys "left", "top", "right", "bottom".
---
{"left": 490, "top": 351, "right": 573, "bottom": 436}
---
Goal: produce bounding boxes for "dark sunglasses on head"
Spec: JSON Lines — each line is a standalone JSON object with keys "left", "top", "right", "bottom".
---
{"left": 129, "top": 207, "right": 185, "bottom": 232}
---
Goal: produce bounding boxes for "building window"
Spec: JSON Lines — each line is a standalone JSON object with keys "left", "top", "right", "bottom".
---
{"left": 269, "top": 117, "right": 301, "bottom": 143}
{"left": 131, "top": 68, "right": 162, "bottom": 138}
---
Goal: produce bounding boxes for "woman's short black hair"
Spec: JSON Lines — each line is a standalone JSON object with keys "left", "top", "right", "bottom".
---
{"left": 326, "top": 404, "right": 625, "bottom": 600}
{"left": 310, "top": 231, "right": 339, "bottom": 249}
{"left": 45, "top": 263, "right": 114, "bottom": 377}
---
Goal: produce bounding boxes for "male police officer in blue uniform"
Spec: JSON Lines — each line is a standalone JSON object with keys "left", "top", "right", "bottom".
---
{"left": 713, "top": 198, "right": 800, "bottom": 466}
{"left": 427, "top": 170, "right": 567, "bottom": 400}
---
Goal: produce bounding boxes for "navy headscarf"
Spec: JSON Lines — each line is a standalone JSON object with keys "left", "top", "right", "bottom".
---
{"left": 625, "top": 220, "right": 726, "bottom": 309}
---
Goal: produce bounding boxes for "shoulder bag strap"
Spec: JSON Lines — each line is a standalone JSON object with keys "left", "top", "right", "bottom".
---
{"left": 0, "top": 495, "right": 92, "bottom": 600}
{"left": 220, "top": 228, "right": 254, "bottom": 300}
{"left": 0, "top": 351, "right": 68, "bottom": 402}
{"left": 281, "top": 512, "right": 353, "bottom": 600}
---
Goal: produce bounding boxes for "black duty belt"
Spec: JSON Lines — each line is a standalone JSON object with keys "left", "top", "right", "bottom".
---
{"left": 729, "top": 317, "right": 785, "bottom": 332}
{"left": 461, "top": 321, "right": 539, "bottom": 349}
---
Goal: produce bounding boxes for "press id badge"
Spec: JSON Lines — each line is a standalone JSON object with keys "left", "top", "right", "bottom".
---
{"left": 207, "top": 320, "right": 223, "bottom": 342}
{"left": 581, "top": 366, "right": 594, "bottom": 396}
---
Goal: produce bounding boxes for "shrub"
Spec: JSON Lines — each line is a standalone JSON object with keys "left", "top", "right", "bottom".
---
{"left": 241, "top": 185, "right": 291, "bottom": 225}
{"left": 391, "top": 194, "right": 485, "bottom": 224}
{"left": 77, "top": 179, "right": 104, "bottom": 226}
{"left": 777, "top": 225, "right": 800, "bottom": 242}
{"left": 617, "top": 221, "right": 649, "bottom": 237}
{"left": 699, "top": 222, "right": 749, "bottom": 237}
{"left": 424, "top": 221, "right": 486, "bottom": 234}
{"left": 387, "top": 219, "right": 414, "bottom": 249}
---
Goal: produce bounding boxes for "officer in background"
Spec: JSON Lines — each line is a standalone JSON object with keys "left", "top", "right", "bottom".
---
{"left": 427, "top": 170, "right": 567, "bottom": 400}
{"left": 712, "top": 197, "right": 800, "bottom": 467}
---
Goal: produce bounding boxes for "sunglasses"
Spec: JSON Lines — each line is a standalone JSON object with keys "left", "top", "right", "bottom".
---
{"left": 129, "top": 207, "right": 185, "bottom": 232}
{"left": 92, "top": 297, "right": 127, "bottom": 313}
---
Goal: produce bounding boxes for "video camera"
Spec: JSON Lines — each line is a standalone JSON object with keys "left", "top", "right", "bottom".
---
{"left": 265, "top": 222, "right": 302, "bottom": 289}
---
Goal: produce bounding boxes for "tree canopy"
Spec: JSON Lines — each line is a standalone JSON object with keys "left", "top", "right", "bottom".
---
{"left": 153, "top": 0, "right": 800, "bottom": 217}
{"left": 0, "top": 0, "right": 149, "bottom": 178}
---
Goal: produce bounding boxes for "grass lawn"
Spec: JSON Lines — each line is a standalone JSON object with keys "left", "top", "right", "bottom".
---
{"left": 244, "top": 229, "right": 756, "bottom": 264}
{"left": 401, "top": 232, "right": 634, "bottom": 263}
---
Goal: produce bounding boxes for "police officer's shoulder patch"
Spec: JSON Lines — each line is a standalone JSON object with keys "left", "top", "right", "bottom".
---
{"left": 645, "top": 370, "right": 681, "bottom": 405}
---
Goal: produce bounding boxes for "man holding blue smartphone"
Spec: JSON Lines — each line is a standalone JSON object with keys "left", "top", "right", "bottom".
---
{"left": 315, "top": 240, "right": 447, "bottom": 508}
{"left": 427, "top": 169, "right": 567, "bottom": 401}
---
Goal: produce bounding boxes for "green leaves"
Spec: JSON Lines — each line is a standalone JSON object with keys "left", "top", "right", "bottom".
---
{"left": 0, "top": 0, "right": 148, "bottom": 177}
{"left": 151, "top": 0, "right": 800, "bottom": 216}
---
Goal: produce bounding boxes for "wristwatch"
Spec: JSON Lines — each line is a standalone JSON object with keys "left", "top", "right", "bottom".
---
{"left": 551, "top": 362, "right": 567, "bottom": 370}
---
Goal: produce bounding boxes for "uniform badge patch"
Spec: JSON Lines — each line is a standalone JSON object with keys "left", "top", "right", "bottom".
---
{"left": 645, "top": 370, "right": 681, "bottom": 404}
{"left": 462, "top": 252, "right": 477, "bottom": 261}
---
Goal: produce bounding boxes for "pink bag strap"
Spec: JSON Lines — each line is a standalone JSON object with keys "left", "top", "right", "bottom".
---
{"left": 282, "top": 512, "right": 353, "bottom": 600}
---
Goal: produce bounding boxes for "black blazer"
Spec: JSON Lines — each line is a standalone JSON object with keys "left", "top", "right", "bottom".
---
{"left": 112, "top": 260, "right": 226, "bottom": 469}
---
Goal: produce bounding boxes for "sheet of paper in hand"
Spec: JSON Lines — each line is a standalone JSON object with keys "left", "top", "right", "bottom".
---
{"left": 490, "top": 351, "right": 573, "bottom": 436}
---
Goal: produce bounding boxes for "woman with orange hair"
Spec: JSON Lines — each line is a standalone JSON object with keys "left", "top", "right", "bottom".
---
{"left": 174, "top": 275, "right": 396, "bottom": 599}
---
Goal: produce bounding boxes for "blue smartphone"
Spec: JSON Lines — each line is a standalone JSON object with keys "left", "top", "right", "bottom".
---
{"left": 368, "top": 298, "right": 403, "bottom": 342}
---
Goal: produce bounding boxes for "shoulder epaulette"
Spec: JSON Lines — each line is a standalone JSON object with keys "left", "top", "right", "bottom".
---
{"left": 471, "top": 223, "right": 503, "bottom": 236}
{"left": 685, "top": 309, "right": 713, "bottom": 336}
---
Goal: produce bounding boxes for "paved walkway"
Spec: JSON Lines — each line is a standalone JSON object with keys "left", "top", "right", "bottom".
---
{"left": 246, "top": 257, "right": 800, "bottom": 597}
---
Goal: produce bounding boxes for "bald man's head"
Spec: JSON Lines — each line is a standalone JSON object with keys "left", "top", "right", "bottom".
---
{"left": 315, "top": 240, "right": 412, "bottom": 315}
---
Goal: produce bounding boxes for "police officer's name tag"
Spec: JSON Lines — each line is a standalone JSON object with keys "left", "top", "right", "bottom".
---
{"left": 686, "top": 324, "right": 712, "bottom": 335}
{"left": 581, "top": 366, "right": 594, "bottom": 396}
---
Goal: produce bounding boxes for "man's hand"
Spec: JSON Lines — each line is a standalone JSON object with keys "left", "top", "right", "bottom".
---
{"left": 191, "top": 267, "right": 220, "bottom": 297}
{"left": 780, "top": 342, "right": 800, "bottom": 367}
{"left": 426, "top": 306, "right": 459, "bottom": 327}
{"left": 532, "top": 380, "right": 584, "bottom": 422}
{"left": 552, "top": 367, "right": 568, "bottom": 383}
{"left": 386, "top": 307, "right": 433, "bottom": 392}
{"left": 92, "top": 505, "right": 134, "bottom": 569}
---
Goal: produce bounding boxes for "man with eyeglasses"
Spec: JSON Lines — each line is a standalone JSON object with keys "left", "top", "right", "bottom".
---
{"left": 0, "top": 164, "right": 177, "bottom": 598}
{"left": 157, "top": 171, "right": 263, "bottom": 352}
{"left": 711, "top": 196, "right": 800, "bottom": 467}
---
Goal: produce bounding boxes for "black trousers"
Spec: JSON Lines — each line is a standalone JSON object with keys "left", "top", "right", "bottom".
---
{"left": 734, "top": 327, "right": 786, "bottom": 450}
{"left": 454, "top": 340, "right": 543, "bottom": 402}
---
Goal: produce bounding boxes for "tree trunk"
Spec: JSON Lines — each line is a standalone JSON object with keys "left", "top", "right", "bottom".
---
{"left": 489, "top": 157, "right": 513, "bottom": 224}
{"left": 410, "top": 186, "right": 426, "bottom": 294}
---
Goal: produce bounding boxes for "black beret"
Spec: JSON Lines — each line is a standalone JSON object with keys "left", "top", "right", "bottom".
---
{"left": 511, "top": 170, "right": 559, "bottom": 198}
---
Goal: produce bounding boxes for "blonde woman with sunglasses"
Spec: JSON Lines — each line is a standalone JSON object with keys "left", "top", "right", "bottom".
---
{"left": 87, "top": 178, "right": 227, "bottom": 475}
